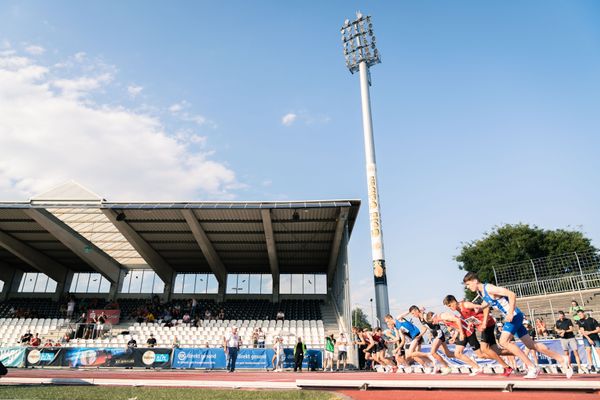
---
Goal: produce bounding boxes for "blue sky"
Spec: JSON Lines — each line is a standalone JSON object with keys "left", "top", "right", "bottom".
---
{"left": 1, "top": 1, "right": 599, "bottom": 316}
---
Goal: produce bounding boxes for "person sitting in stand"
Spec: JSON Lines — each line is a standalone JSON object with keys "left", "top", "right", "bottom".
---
{"left": 20, "top": 331, "right": 32, "bottom": 345}
{"left": 127, "top": 337, "right": 138, "bottom": 348}
{"left": 43, "top": 338, "right": 53, "bottom": 347}
{"left": 217, "top": 309, "right": 225, "bottom": 320}
{"left": 276, "top": 310, "right": 285, "bottom": 321}
{"left": 29, "top": 333, "right": 41, "bottom": 347}
{"left": 182, "top": 313, "right": 191, "bottom": 324}
{"left": 146, "top": 334, "right": 157, "bottom": 348}
{"left": 204, "top": 309, "right": 212, "bottom": 320}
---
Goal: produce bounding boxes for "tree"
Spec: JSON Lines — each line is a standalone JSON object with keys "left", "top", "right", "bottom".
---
{"left": 456, "top": 224, "right": 597, "bottom": 298}
{"left": 351, "top": 307, "right": 372, "bottom": 330}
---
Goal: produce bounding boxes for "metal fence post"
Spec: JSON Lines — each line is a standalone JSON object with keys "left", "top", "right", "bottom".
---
{"left": 530, "top": 259, "right": 544, "bottom": 295}
{"left": 548, "top": 299, "right": 556, "bottom": 328}
{"left": 492, "top": 267, "right": 499, "bottom": 285}
{"left": 574, "top": 252, "right": 587, "bottom": 290}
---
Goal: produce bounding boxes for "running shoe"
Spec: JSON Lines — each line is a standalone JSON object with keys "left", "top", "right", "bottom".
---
{"left": 561, "top": 356, "right": 573, "bottom": 379}
{"left": 469, "top": 368, "right": 482, "bottom": 376}
{"left": 524, "top": 367, "right": 539, "bottom": 379}
{"left": 502, "top": 367, "right": 513, "bottom": 377}
{"left": 440, "top": 367, "right": 451, "bottom": 376}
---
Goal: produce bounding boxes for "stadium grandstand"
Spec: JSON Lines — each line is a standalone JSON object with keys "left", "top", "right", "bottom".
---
{"left": 491, "top": 250, "right": 600, "bottom": 331}
{"left": 0, "top": 181, "right": 359, "bottom": 356}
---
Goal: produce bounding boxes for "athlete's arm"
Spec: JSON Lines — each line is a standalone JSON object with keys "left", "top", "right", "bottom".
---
{"left": 396, "top": 310, "right": 410, "bottom": 321}
{"left": 485, "top": 284, "right": 518, "bottom": 322}
{"left": 478, "top": 306, "right": 490, "bottom": 332}
{"left": 439, "top": 312, "right": 465, "bottom": 340}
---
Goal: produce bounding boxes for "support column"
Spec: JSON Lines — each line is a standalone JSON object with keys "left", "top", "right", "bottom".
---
{"left": 0, "top": 262, "right": 16, "bottom": 301}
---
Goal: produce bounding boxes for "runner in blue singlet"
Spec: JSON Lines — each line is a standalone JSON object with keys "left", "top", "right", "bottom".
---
{"left": 463, "top": 272, "right": 572, "bottom": 379}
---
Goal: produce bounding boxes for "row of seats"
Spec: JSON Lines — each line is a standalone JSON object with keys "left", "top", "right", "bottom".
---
{"left": 0, "top": 318, "right": 70, "bottom": 347}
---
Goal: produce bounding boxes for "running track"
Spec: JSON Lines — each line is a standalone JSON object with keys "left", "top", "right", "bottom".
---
{"left": 2, "top": 369, "right": 599, "bottom": 400}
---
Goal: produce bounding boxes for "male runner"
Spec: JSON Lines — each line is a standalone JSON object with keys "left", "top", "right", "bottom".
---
{"left": 463, "top": 272, "right": 573, "bottom": 379}
{"left": 384, "top": 313, "right": 431, "bottom": 371}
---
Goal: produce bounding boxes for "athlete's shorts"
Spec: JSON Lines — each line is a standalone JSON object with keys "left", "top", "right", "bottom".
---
{"left": 338, "top": 350, "right": 347, "bottom": 361}
{"left": 325, "top": 350, "right": 334, "bottom": 360}
{"left": 376, "top": 342, "right": 387, "bottom": 352}
{"left": 479, "top": 325, "right": 497, "bottom": 345}
{"left": 502, "top": 313, "right": 528, "bottom": 339}
{"left": 455, "top": 333, "right": 480, "bottom": 351}
{"left": 432, "top": 330, "right": 445, "bottom": 342}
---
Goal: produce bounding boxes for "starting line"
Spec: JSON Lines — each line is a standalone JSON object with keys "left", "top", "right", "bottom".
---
{"left": 1, "top": 375, "right": 599, "bottom": 392}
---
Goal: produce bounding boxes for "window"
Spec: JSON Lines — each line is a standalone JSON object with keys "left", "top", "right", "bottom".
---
{"left": 226, "top": 274, "right": 272, "bottom": 294}
{"left": 17, "top": 273, "right": 57, "bottom": 293}
{"left": 120, "top": 270, "right": 164, "bottom": 294}
{"left": 172, "top": 273, "right": 218, "bottom": 294}
{"left": 69, "top": 273, "right": 111, "bottom": 293}
{"left": 279, "top": 274, "right": 327, "bottom": 294}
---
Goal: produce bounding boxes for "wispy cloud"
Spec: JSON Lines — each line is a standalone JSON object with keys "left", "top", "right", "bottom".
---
{"left": 281, "top": 110, "right": 330, "bottom": 127}
{"left": 281, "top": 113, "right": 297, "bottom": 126}
{"left": 24, "top": 44, "right": 45, "bottom": 55}
{"left": 0, "top": 50, "right": 239, "bottom": 200}
{"left": 127, "top": 84, "right": 143, "bottom": 98}
{"left": 168, "top": 100, "right": 213, "bottom": 127}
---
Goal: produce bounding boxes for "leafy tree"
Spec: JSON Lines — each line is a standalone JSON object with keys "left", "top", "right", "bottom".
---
{"left": 456, "top": 224, "right": 597, "bottom": 298}
{"left": 351, "top": 307, "right": 372, "bottom": 330}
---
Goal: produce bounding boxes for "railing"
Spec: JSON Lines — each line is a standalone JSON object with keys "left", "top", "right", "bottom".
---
{"left": 505, "top": 272, "right": 600, "bottom": 298}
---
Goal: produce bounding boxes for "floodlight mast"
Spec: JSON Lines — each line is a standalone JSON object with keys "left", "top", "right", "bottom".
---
{"left": 341, "top": 12, "right": 389, "bottom": 324}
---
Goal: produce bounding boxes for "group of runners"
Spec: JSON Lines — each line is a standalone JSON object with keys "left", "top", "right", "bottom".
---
{"left": 352, "top": 272, "right": 575, "bottom": 379}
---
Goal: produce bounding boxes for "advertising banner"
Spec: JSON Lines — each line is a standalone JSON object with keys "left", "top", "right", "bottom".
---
{"left": 86, "top": 309, "right": 121, "bottom": 325}
{"left": 173, "top": 348, "right": 226, "bottom": 369}
{"left": 135, "top": 348, "right": 172, "bottom": 368}
{"left": 0, "top": 347, "right": 26, "bottom": 368}
{"left": 26, "top": 347, "right": 64, "bottom": 367}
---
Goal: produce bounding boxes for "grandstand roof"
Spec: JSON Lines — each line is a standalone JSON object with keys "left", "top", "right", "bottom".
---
{"left": 0, "top": 181, "right": 360, "bottom": 284}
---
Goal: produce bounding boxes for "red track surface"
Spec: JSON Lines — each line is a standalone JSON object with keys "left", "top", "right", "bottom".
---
{"left": 4, "top": 369, "right": 599, "bottom": 400}
{"left": 5, "top": 368, "right": 599, "bottom": 382}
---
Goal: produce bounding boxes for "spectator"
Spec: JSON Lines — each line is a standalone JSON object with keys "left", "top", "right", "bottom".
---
{"left": 145, "top": 311, "right": 155, "bottom": 323}
{"left": 204, "top": 309, "right": 212, "bottom": 320}
{"left": 273, "top": 337, "right": 285, "bottom": 372}
{"left": 43, "top": 339, "right": 53, "bottom": 348}
{"left": 30, "top": 333, "right": 41, "bottom": 347}
{"left": 324, "top": 333, "right": 336, "bottom": 372}
{"left": 257, "top": 328, "right": 266, "bottom": 348}
{"left": 172, "top": 336, "right": 180, "bottom": 349}
{"left": 191, "top": 298, "right": 198, "bottom": 317}
{"left": 555, "top": 311, "right": 585, "bottom": 373}
{"left": 217, "top": 309, "right": 225, "bottom": 320}
{"left": 570, "top": 300, "right": 584, "bottom": 321}
{"left": 223, "top": 327, "right": 241, "bottom": 373}
{"left": 60, "top": 333, "right": 71, "bottom": 344}
{"left": 146, "top": 334, "right": 157, "bottom": 348}
{"left": 577, "top": 310, "right": 600, "bottom": 373}
{"left": 182, "top": 313, "right": 191, "bottom": 324}
{"left": 20, "top": 331, "right": 32, "bottom": 345}
{"left": 252, "top": 329, "right": 258, "bottom": 348}
{"left": 336, "top": 333, "right": 348, "bottom": 371}
{"left": 127, "top": 337, "right": 137, "bottom": 348}
{"left": 293, "top": 337, "right": 306, "bottom": 372}
{"left": 53, "top": 341, "right": 62, "bottom": 347}
{"left": 67, "top": 298, "right": 76, "bottom": 319}
{"left": 276, "top": 310, "right": 285, "bottom": 321}
{"left": 535, "top": 318, "right": 547, "bottom": 337}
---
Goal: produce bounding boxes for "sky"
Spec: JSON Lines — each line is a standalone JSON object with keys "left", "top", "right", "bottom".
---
{"left": 1, "top": 1, "right": 599, "bottom": 318}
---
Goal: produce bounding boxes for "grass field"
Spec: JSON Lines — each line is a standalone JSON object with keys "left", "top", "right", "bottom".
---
{"left": 0, "top": 386, "right": 336, "bottom": 400}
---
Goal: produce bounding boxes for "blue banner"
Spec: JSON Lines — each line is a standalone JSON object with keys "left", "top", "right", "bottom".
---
{"left": 0, "top": 347, "right": 26, "bottom": 368}
{"left": 172, "top": 348, "right": 322, "bottom": 370}
{"left": 173, "top": 348, "right": 226, "bottom": 369}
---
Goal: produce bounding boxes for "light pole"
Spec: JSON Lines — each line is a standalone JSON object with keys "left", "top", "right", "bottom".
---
{"left": 341, "top": 12, "right": 389, "bottom": 324}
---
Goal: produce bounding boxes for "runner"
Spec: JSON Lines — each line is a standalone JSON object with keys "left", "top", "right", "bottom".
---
{"left": 439, "top": 296, "right": 483, "bottom": 375}
{"left": 384, "top": 314, "right": 431, "bottom": 371}
{"left": 423, "top": 312, "right": 453, "bottom": 375}
{"left": 458, "top": 298, "right": 515, "bottom": 376}
{"left": 463, "top": 272, "right": 573, "bottom": 379}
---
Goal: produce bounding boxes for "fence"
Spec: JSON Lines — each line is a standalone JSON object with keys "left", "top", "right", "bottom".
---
{"left": 493, "top": 251, "right": 600, "bottom": 297}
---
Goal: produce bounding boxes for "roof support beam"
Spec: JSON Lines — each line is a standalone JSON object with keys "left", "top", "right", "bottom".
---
{"left": 327, "top": 207, "right": 350, "bottom": 286}
{"left": 260, "top": 209, "right": 279, "bottom": 286}
{"left": 0, "top": 229, "right": 68, "bottom": 283}
{"left": 23, "top": 209, "right": 122, "bottom": 283}
{"left": 102, "top": 209, "right": 174, "bottom": 286}
{"left": 181, "top": 210, "right": 227, "bottom": 285}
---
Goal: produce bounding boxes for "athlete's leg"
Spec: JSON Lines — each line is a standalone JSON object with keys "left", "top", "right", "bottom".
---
{"left": 429, "top": 338, "right": 449, "bottom": 368}
{"left": 479, "top": 342, "right": 510, "bottom": 368}
{"left": 453, "top": 344, "right": 479, "bottom": 369}
{"left": 498, "top": 331, "right": 535, "bottom": 369}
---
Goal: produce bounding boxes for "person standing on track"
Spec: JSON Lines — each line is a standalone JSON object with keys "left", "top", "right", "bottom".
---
{"left": 463, "top": 272, "right": 573, "bottom": 379}
{"left": 223, "top": 326, "right": 242, "bottom": 373}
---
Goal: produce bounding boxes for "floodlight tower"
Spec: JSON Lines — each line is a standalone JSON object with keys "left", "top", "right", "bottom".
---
{"left": 341, "top": 12, "right": 389, "bottom": 324}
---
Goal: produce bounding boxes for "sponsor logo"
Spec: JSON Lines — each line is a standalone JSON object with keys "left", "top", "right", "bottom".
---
{"left": 177, "top": 351, "right": 187, "bottom": 361}
{"left": 27, "top": 349, "right": 41, "bottom": 364}
{"left": 142, "top": 351, "right": 156, "bottom": 365}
